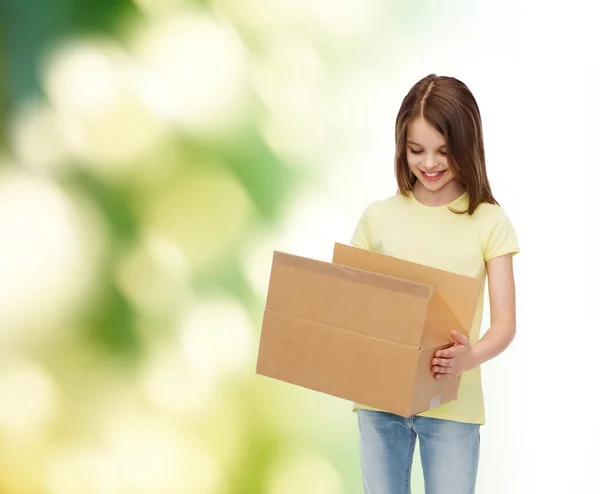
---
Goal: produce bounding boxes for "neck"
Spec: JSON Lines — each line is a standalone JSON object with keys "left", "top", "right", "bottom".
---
{"left": 412, "top": 180, "right": 466, "bottom": 207}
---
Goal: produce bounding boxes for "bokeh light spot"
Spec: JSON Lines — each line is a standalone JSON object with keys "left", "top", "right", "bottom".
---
{"left": 133, "top": 11, "right": 248, "bottom": 133}
{"left": 180, "top": 297, "right": 255, "bottom": 384}
{"left": 116, "top": 231, "right": 191, "bottom": 316}
{"left": 0, "top": 172, "right": 102, "bottom": 342}
{"left": 45, "top": 447, "right": 124, "bottom": 494}
{"left": 43, "top": 39, "right": 165, "bottom": 168}
{"left": 266, "top": 450, "right": 343, "bottom": 494}
{"left": 9, "top": 101, "right": 69, "bottom": 172}
{"left": 143, "top": 168, "right": 253, "bottom": 267}
{"left": 0, "top": 360, "right": 59, "bottom": 439}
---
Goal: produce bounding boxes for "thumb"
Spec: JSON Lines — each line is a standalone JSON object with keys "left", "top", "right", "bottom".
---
{"left": 451, "top": 330, "right": 470, "bottom": 346}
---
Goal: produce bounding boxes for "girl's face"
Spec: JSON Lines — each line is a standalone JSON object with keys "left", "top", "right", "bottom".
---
{"left": 406, "top": 117, "right": 459, "bottom": 193}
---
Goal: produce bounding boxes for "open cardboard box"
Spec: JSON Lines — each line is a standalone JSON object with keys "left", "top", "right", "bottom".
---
{"left": 256, "top": 243, "right": 481, "bottom": 417}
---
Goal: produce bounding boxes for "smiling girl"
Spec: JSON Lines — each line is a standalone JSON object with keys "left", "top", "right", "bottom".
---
{"left": 351, "top": 74, "right": 519, "bottom": 494}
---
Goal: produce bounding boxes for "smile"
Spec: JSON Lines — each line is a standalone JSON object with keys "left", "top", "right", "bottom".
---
{"left": 421, "top": 170, "right": 447, "bottom": 181}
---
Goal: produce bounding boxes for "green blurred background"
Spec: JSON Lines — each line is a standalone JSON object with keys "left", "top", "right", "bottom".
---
{"left": 0, "top": 1, "right": 484, "bottom": 493}
{"left": 4, "top": 1, "right": 599, "bottom": 493}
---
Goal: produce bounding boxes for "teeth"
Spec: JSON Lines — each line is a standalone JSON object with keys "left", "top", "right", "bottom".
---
{"left": 424, "top": 171, "right": 443, "bottom": 177}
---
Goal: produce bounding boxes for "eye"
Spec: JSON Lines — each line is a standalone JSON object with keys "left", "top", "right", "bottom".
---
{"left": 439, "top": 150, "right": 447, "bottom": 156}
{"left": 408, "top": 148, "right": 423, "bottom": 154}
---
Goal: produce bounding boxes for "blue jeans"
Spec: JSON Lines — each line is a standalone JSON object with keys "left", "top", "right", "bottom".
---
{"left": 358, "top": 409, "right": 480, "bottom": 494}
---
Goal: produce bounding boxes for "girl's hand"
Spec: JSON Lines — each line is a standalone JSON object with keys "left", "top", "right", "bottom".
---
{"left": 431, "top": 330, "right": 477, "bottom": 380}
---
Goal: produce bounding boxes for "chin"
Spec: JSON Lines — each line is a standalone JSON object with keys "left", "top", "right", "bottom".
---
{"left": 418, "top": 178, "right": 451, "bottom": 191}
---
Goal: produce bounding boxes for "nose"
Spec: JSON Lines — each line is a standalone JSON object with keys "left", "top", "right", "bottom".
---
{"left": 422, "top": 155, "right": 439, "bottom": 171}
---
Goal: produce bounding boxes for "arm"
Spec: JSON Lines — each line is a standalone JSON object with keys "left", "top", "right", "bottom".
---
{"left": 431, "top": 253, "right": 517, "bottom": 379}
{"left": 471, "top": 253, "right": 517, "bottom": 365}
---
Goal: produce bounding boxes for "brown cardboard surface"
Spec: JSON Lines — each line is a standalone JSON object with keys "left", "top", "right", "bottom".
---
{"left": 267, "top": 251, "right": 432, "bottom": 347}
{"left": 256, "top": 245, "right": 481, "bottom": 417}
{"left": 257, "top": 311, "right": 420, "bottom": 417}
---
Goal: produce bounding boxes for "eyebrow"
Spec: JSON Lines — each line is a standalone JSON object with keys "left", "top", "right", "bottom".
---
{"left": 406, "top": 140, "right": 446, "bottom": 149}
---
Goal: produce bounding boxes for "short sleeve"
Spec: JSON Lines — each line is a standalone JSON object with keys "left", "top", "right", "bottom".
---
{"left": 482, "top": 208, "right": 520, "bottom": 262}
{"left": 350, "top": 206, "right": 374, "bottom": 251}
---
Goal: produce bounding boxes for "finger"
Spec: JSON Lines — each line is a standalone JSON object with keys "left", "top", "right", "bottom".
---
{"left": 432, "top": 365, "right": 451, "bottom": 374}
{"left": 435, "top": 348, "right": 455, "bottom": 359}
{"left": 451, "top": 330, "right": 470, "bottom": 346}
{"left": 435, "top": 373, "right": 453, "bottom": 380}
{"left": 431, "top": 358, "right": 452, "bottom": 367}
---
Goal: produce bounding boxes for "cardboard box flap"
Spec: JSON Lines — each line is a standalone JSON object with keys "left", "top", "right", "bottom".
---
{"left": 332, "top": 243, "right": 481, "bottom": 335}
{"left": 266, "top": 251, "right": 432, "bottom": 347}
{"left": 420, "top": 289, "right": 465, "bottom": 348}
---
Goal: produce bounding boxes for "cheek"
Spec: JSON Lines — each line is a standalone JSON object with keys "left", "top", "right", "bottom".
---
{"left": 406, "top": 155, "right": 419, "bottom": 170}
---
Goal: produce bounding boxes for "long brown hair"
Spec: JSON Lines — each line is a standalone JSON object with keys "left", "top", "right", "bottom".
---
{"left": 395, "top": 74, "right": 498, "bottom": 214}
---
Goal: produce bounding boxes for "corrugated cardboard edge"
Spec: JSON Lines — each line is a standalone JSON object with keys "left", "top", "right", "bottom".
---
{"left": 271, "top": 251, "right": 434, "bottom": 300}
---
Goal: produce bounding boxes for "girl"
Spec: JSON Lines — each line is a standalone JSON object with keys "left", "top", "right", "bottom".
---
{"left": 351, "top": 74, "right": 519, "bottom": 494}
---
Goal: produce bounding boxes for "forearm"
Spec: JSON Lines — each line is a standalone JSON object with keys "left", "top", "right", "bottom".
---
{"left": 471, "top": 323, "right": 516, "bottom": 367}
